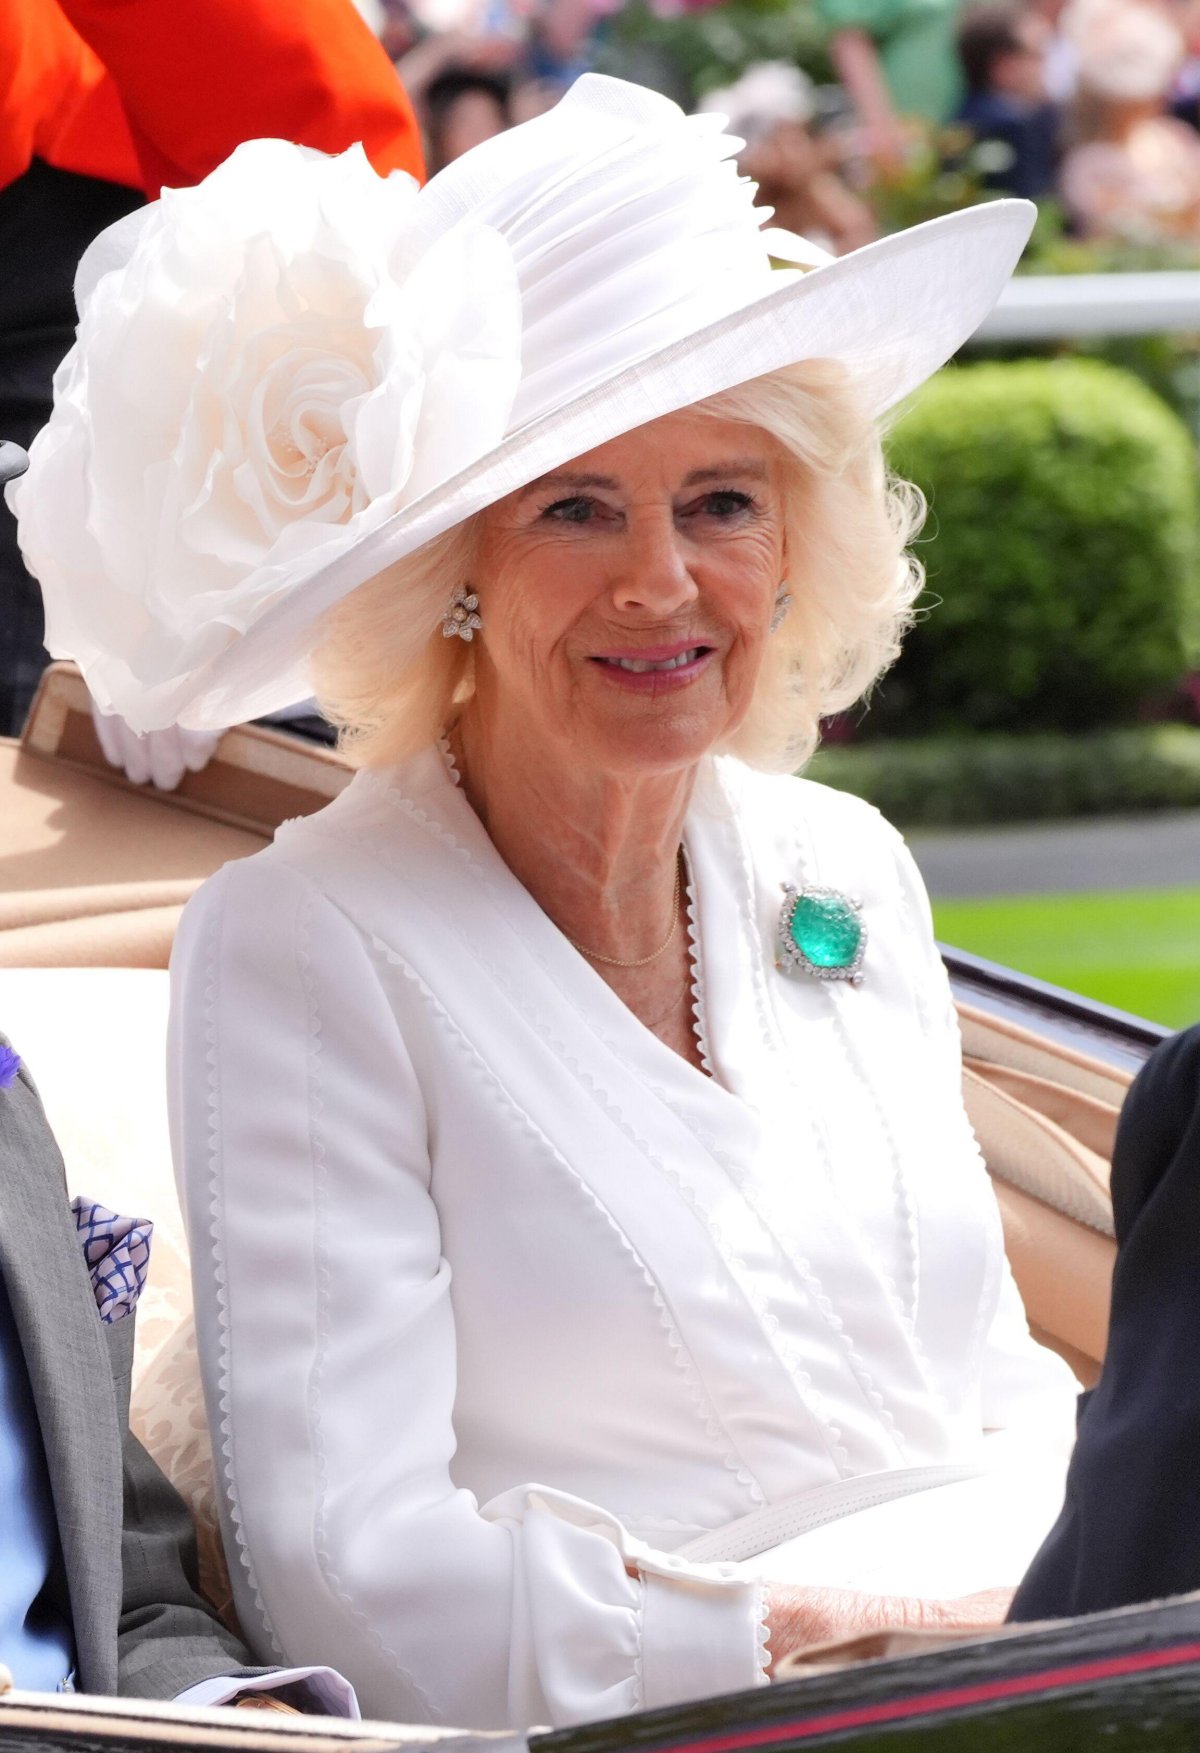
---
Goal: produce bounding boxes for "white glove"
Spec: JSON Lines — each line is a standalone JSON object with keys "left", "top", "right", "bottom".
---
{"left": 90, "top": 699, "right": 222, "bottom": 791}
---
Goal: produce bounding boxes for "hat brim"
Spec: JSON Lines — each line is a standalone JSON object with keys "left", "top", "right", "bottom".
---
{"left": 180, "top": 197, "right": 1034, "bottom": 730}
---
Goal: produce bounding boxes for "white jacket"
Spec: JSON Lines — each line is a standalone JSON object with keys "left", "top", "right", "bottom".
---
{"left": 169, "top": 746, "right": 1077, "bottom": 1731}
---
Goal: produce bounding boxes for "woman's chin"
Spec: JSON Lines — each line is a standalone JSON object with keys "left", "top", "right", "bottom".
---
{"left": 570, "top": 704, "right": 731, "bottom": 776}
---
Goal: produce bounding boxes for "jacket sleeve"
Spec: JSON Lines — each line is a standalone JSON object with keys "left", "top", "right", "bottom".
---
{"left": 0, "top": 0, "right": 142, "bottom": 193}
{"left": 168, "top": 854, "right": 765, "bottom": 1732}
{"left": 54, "top": 0, "right": 424, "bottom": 195}
{"left": 117, "top": 1412, "right": 270, "bottom": 1698}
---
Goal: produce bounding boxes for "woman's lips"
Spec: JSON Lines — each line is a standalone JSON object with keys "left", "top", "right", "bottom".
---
{"left": 589, "top": 644, "right": 714, "bottom": 692}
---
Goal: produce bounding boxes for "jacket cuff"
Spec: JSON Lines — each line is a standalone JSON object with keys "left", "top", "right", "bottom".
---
{"left": 639, "top": 1570, "right": 768, "bottom": 1710}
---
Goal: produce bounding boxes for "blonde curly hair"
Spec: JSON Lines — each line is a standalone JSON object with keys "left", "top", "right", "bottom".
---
{"left": 311, "top": 359, "right": 924, "bottom": 773}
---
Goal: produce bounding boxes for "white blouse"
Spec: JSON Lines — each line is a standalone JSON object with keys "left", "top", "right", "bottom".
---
{"left": 169, "top": 747, "right": 1077, "bottom": 1732}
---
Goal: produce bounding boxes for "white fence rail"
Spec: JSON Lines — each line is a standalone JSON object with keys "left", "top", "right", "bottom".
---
{"left": 974, "top": 273, "right": 1200, "bottom": 342}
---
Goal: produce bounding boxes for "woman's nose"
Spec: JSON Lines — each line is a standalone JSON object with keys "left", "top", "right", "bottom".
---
{"left": 610, "top": 518, "right": 698, "bottom": 617}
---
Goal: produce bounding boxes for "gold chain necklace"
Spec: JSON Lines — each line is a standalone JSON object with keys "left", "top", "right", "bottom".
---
{"left": 565, "top": 854, "right": 684, "bottom": 969}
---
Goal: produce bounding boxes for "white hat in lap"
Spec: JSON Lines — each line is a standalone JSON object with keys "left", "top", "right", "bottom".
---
{"left": 7, "top": 74, "right": 1033, "bottom": 733}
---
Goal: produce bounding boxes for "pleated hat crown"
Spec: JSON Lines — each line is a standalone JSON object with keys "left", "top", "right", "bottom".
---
{"left": 404, "top": 75, "right": 812, "bottom": 432}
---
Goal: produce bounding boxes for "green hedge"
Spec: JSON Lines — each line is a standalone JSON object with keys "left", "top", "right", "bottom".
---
{"left": 807, "top": 725, "right": 1200, "bottom": 829}
{"left": 872, "top": 358, "right": 1200, "bottom": 738}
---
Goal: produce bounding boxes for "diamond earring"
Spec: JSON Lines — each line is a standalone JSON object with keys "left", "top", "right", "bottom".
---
{"left": 442, "top": 588, "right": 482, "bottom": 641}
{"left": 770, "top": 584, "right": 793, "bottom": 633}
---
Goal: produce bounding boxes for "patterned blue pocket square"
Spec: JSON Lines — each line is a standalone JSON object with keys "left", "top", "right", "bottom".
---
{"left": 71, "top": 1199, "right": 153, "bottom": 1325}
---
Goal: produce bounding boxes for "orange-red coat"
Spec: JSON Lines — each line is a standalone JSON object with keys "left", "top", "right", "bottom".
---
{"left": 1, "top": 0, "right": 424, "bottom": 197}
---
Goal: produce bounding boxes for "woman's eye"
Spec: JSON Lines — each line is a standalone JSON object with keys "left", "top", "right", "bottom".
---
{"left": 541, "top": 496, "right": 597, "bottom": 525}
{"left": 690, "top": 490, "right": 757, "bottom": 520}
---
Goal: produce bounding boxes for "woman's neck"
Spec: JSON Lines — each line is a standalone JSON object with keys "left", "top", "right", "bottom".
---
{"left": 451, "top": 710, "right": 697, "bottom": 961}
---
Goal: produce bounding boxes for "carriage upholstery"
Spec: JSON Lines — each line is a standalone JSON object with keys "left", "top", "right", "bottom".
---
{"left": 0, "top": 665, "right": 349, "bottom": 969}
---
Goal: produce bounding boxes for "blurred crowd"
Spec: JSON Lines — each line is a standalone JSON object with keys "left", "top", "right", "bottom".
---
{"left": 368, "top": 0, "right": 1200, "bottom": 251}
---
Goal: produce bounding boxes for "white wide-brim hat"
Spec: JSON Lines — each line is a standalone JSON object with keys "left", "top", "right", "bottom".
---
{"left": 9, "top": 74, "right": 1034, "bottom": 733}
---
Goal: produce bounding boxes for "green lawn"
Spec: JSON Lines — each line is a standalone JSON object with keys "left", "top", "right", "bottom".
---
{"left": 932, "top": 887, "right": 1200, "bottom": 1031}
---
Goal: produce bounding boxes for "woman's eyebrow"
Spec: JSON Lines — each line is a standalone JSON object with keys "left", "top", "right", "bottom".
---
{"left": 519, "top": 459, "right": 769, "bottom": 500}
{"left": 518, "top": 471, "right": 620, "bottom": 498}
{"left": 682, "top": 460, "right": 769, "bottom": 485}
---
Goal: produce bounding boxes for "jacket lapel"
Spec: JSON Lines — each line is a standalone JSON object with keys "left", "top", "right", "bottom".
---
{"left": 0, "top": 1061, "right": 122, "bottom": 1695}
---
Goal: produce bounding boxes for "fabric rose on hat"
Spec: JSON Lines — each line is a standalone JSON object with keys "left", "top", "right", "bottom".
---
{"left": 7, "top": 139, "right": 521, "bottom": 732}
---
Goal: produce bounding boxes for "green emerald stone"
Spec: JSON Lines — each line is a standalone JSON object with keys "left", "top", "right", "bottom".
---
{"left": 790, "top": 892, "right": 862, "bottom": 969}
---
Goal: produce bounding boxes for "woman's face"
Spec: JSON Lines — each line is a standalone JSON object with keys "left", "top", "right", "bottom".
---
{"left": 468, "top": 411, "right": 788, "bottom": 776}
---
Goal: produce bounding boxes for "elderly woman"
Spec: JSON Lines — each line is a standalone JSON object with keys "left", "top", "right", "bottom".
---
{"left": 10, "top": 76, "right": 1077, "bottom": 1731}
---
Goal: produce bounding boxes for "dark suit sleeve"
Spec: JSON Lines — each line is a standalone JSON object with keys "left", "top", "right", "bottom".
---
{"left": 106, "top": 1310, "right": 271, "bottom": 1699}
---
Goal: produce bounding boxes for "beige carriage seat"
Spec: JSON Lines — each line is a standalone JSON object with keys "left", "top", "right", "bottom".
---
{"left": 959, "top": 1008, "right": 1122, "bottom": 1388}
{"left": 0, "top": 664, "right": 350, "bottom": 969}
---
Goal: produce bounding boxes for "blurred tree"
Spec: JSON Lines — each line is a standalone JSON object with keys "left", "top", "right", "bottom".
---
{"left": 599, "top": 0, "right": 832, "bottom": 103}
